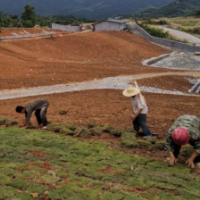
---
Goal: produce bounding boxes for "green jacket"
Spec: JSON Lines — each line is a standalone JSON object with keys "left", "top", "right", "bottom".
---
{"left": 166, "top": 115, "right": 200, "bottom": 154}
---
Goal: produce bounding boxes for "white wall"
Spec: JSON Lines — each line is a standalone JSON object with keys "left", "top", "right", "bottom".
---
{"left": 52, "top": 23, "right": 81, "bottom": 32}
{"left": 0, "top": 32, "right": 53, "bottom": 40}
{"left": 94, "top": 21, "right": 126, "bottom": 32}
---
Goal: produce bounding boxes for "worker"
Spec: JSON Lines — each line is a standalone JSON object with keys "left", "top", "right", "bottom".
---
{"left": 15, "top": 99, "right": 49, "bottom": 129}
{"left": 123, "top": 87, "right": 152, "bottom": 137}
{"left": 166, "top": 115, "right": 200, "bottom": 168}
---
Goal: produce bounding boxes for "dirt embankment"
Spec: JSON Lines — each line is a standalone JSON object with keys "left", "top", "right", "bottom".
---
{"left": 0, "top": 31, "right": 170, "bottom": 90}
{"left": 137, "top": 76, "right": 194, "bottom": 93}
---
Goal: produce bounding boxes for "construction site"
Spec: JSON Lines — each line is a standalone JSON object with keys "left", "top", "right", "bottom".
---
{"left": 1, "top": 27, "right": 200, "bottom": 200}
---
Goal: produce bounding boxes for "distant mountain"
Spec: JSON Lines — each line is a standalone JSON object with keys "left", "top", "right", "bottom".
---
{"left": 126, "top": 0, "right": 200, "bottom": 18}
{"left": 188, "top": 9, "right": 200, "bottom": 17}
{"left": 0, "top": 0, "right": 174, "bottom": 20}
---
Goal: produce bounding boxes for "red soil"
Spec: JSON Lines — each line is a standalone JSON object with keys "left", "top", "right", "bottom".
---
{"left": 0, "top": 31, "right": 170, "bottom": 90}
{"left": 0, "top": 90, "right": 199, "bottom": 140}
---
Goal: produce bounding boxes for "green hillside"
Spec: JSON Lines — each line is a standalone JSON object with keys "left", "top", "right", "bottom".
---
{"left": 188, "top": 9, "right": 200, "bottom": 17}
{"left": 0, "top": 12, "right": 91, "bottom": 28}
{"left": 0, "top": 0, "right": 174, "bottom": 20}
{"left": 124, "top": 0, "right": 200, "bottom": 18}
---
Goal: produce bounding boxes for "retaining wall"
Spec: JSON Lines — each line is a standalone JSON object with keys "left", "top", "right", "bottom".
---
{"left": 127, "top": 24, "right": 200, "bottom": 52}
{"left": 52, "top": 23, "right": 82, "bottom": 32}
{"left": 94, "top": 21, "right": 126, "bottom": 32}
{"left": 0, "top": 32, "right": 54, "bottom": 40}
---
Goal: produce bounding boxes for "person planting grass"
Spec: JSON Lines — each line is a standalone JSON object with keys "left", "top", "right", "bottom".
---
{"left": 16, "top": 99, "right": 49, "bottom": 129}
{"left": 123, "top": 87, "right": 152, "bottom": 137}
{"left": 166, "top": 115, "right": 200, "bottom": 169}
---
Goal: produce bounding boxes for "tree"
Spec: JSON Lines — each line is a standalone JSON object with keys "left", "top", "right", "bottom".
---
{"left": 0, "top": 12, "right": 2, "bottom": 32}
{"left": 21, "top": 4, "right": 36, "bottom": 27}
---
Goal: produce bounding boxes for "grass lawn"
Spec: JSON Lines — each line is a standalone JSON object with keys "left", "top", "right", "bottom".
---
{"left": 0, "top": 127, "right": 200, "bottom": 200}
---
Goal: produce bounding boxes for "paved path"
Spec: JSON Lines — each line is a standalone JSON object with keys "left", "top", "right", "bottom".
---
{"left": 158, "top": 26, "right": 200, "bottom": 45}
{"left": 0, "top": 72, "right": 199, "bottom": 100}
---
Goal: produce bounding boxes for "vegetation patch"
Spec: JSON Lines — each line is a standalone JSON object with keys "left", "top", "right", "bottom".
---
{"left": 142, "top": 25, "right": 169, "bottom": 38}
{"left": 0, "top": 127, "right": 200, "bottom": 199}
{"left": 0, "top": 116, "right": 18, "bottom": 127}
{"left": 59, "top": 110, "right": 68, "bottom": 115}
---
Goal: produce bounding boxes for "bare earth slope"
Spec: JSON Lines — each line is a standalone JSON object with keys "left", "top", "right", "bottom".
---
{"left": 1, "top": 90, "right": 200, "bottom": 139}
{"left": 0, "top": 31, "right": 169, "bottom": 90}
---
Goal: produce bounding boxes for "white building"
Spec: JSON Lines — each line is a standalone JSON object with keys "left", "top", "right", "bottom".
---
{"left": 93, "top": 19, "right": 127, "bottom": 32}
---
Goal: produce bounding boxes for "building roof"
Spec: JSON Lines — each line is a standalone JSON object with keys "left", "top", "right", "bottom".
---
{"left": 106, "top": 18, "right": 126, "bottom": 24}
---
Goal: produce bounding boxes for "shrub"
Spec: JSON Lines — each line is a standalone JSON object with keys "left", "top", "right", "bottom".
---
{"left": 185, "top": 27, "right": 200, "bottom": 34}
{"left": 90, "top": 127, "right": 103, "bottom": 136}
{"left": 102, "top": 124, "right": 114, "bottom": 133}
{"left": 87, "top": 122, "right": 97, "bottom": 129}
{"left": 63, "top": 121, "right": 76, "bottom": 131}
{"left": 143, "top": 136, "right": 157, "bottom": 144}
{"left": 60, "top": 128, "right": 74, "bottom": 136}
{"left": 59, "top": 110, "right": 68, "bottom": 115}
{"left": 143, "top": 26, "right": 169, "bottom": 38}
{"left": 180, "top": 145, "right": 194, "bottom": 157}
{"left": 121, "top": 132, "right": 139, "bottom": 149}
{"left": 0, "top": 116, "right": 8, "bottom": 125}
{"left": 5, "top": 120, "right": 18, "bottom": 127}
{"left": 137, "top": 140, "right": 152, "bottom": 151}
{"left": 74, "top": 127, "right": 91, "bottom": 138}
{"left": 111, "top": 127, "right": 125, "bottom": 137}
{"left": 155, "top": 141, "right": 166, "bottom": 150}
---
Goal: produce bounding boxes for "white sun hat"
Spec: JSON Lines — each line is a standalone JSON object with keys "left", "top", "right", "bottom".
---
{"left": 122, "top": 87, "right": 140, "bottom": 97}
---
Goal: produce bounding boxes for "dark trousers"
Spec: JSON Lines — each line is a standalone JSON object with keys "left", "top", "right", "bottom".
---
{"left": 34, "top": 103, "right": 48, "bottom": 126}
{"left": 173, "top": 145, "right": 200, "bottom": 163}
{"left": 133, "top": 114, "right": 152, "bottom": 137}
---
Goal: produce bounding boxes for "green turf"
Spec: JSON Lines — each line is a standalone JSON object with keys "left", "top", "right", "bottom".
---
{"left": 0, "top": 127, "right": 200, "bottom": 200}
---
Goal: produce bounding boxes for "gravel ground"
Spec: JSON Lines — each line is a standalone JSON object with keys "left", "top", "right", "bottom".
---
{"left": 145, "top": 52, "right": 200, "bottom": 71}
{"left": 0, "top": 74, "right": 198, "bottom": 100}
{"left": 185, "top": 77, "right": 200, "bottom": 84}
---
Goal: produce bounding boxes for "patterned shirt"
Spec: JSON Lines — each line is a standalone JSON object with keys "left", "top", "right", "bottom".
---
{"left": 166, "top": 115, "right": 200, "bottom": 154}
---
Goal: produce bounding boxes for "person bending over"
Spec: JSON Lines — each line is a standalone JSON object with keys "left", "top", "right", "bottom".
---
{"left": 16, "top": 99, "right": 49, "bottom": 129}
{"left": 166, "top": 115, "right": 200, "bottom": 168}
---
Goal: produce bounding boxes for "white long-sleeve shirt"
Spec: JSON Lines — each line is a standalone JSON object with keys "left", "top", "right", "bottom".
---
{"left": 131, "top": 94, "right": 148, "bottom": 114}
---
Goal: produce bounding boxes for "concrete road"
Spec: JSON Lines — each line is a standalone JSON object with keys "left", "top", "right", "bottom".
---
{"left": 158, "top": 26, "right": 200, "bottom": 45}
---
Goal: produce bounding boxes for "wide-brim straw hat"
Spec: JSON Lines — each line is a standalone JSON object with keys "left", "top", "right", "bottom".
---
{"left": 123, "top": 87, "right": 140, "bottom": 97}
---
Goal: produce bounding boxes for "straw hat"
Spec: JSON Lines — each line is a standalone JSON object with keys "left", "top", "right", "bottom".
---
{"left": 123, "top": 87, "right": 140, "bottom": 97}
